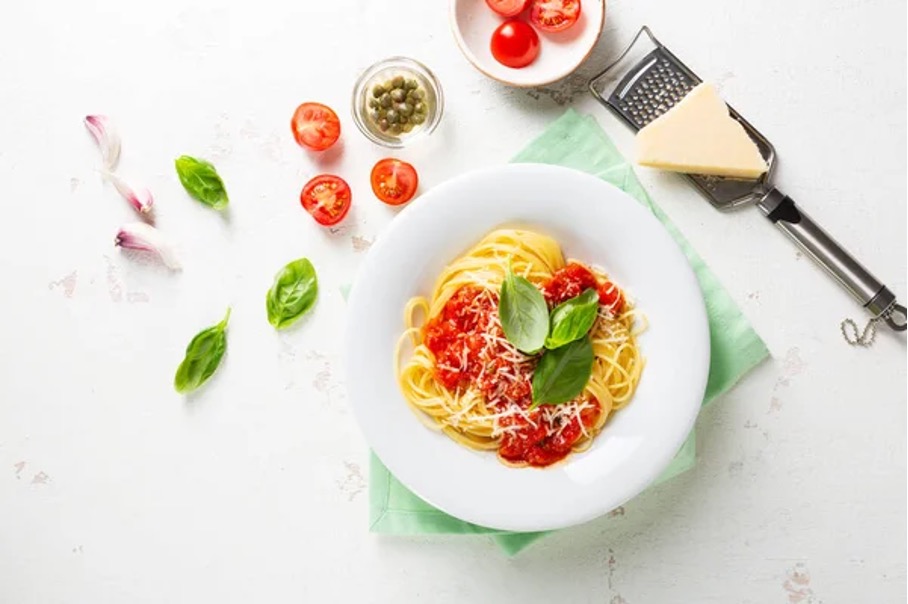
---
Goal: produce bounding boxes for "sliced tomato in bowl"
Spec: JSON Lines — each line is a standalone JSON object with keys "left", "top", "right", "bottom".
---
{"left": 300, "top": 174, "right": 351, "bottom": 226}
{"left": 485, "top": 0, "right": 530, "bottom": 17}
{"left": 490, "top": 20, "right": 540, "bottom": 69}
{"left": 291, "top": 102, "right": 341, "bottom": 151}
{"left": 370, "top": 159, "right": 419, "bottom": 206}
{"left": 529, "top": 0, "right": 581, "bottom": 33}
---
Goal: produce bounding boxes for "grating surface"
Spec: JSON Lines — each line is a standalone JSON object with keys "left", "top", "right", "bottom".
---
{"left": 609, "top": 50, "right": 700, "bottom": 129}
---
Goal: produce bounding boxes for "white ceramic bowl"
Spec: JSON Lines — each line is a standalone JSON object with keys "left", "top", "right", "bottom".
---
{"left": 345, "top": 164, "right": 710, "bottom": 532}
{"left": 449, "top": 0, "right": 606, "bottom": 87}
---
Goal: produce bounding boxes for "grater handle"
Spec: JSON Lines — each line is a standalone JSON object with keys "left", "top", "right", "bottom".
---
{"left": 757, "top": 188, "right": 907, "bottom": 332}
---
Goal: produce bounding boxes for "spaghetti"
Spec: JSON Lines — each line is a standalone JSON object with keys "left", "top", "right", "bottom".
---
{"left": 395, "top": 229, "right": 645, "bottom": 467}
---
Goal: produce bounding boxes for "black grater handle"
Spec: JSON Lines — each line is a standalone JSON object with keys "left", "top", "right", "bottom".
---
{"left": 756, "top": 188, "right": 906, "bottom": 332}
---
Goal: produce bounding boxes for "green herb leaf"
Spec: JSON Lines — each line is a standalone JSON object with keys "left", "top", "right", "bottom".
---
{"left": 499, "top": 271, "right": 549, "bottom": 354}
{"left": 174, "top": 308, "right": 230, "bottom": 394}
{"left": 531, "top": 336, "right": 594, "bottom": 407}
{"left": 545, "top": 288, "right": 599, "bottom": 350}
{"left": 175, "top": 155, "right": 229, "bottom": 209}
{"left": 266, "top": 258, "right": 318, "bottom": 329}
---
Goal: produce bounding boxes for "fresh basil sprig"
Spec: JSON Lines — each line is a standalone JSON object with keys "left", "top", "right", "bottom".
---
{"left": 266, "top": 258, "right": 318, "bottom": 329}
{"left": 545, "top": 287, "right": 599, "bottom": 350}
{"left": 499, "top": 270, "right": 549, "bottom": 354}
{"left": 174, "top": 308, "right": 230, "bottom": 394}
{"left": 531, "top": 335, "right": 594, "bottom": 407}
{"left": 175, "top": 155, "right": 229, "bottom": 209}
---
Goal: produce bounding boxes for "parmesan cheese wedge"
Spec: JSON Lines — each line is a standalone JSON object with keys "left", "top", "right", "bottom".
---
{"left": 635, "top": 83, "right": 768, "bottom": 179}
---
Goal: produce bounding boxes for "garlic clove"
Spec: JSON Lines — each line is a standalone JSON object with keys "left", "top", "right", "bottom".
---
{"left": 84, "top": 115, "right": 121, "bottom": 171}
{"left": 104, "top": 171, "right": 154, "bottom": 215}
{"left": 114, "top": 222, "right": 181, "bottom": 270}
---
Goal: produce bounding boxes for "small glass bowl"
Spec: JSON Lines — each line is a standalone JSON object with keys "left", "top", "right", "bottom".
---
{"left": 351, "top": 57, "right": 444, "bottom": 148}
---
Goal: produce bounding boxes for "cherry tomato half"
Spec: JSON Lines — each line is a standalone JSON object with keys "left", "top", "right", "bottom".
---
{"left": 291, "top": 102, "right": 341, "bottom": 151}
{"left": 370, "top": 158, "right": 419, "bottom": 206}
{"left": 485, "top": 0, "right": 530, "bottom": 17}
{"left": 490, "top": 20, "right": 540, "bottom": 69}
{"left": 529, "top": 0, "right": 581, "bottom": 33}
{"left": 300, "top": 175, "right": 351, "bottom": 226}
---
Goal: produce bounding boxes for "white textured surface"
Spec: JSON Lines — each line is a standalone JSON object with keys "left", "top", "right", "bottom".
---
{"left": 0, "top": 0, "right": 904, "bottom": 602}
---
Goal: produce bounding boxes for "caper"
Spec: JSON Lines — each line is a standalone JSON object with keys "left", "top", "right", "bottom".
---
{"left": 380, "top": 93, "right": 392, "bottom": 108}
{"left": 369, "top": 110, "right": 381, "bottom": 122}
{"left": 372, "top": 84, "right": 385, "bottom": 98}
{"left": 389, "top": 123, "right": 402, "bottom": 135}
{"left": 405, "top": 78, "right": 418, "bottom": 90}
{"left": 406, "top": 89, "right": 418, "bottom": 101}
{"left": 402, "top": 122, "right": 414, "bottom": 133}
{"left": 399, "top": 115, "right": 408, "bottom": 124}
{"left": 395, "top": 102, "right": 411, "bottom": 116}
{"left": 378, "top": 118, "right": 389, "bottom": 131}
{"left": 412, "top": 88, "right": 425, "bottom": 100}
{"left": 390, "top": 88, "right": 406, "bottom": 103}
{"left": 412, "top": 113, "right": 425, "bottom": 125}
{"left": 386, "top": 109, "right": 399, "bottom": 124}
{"left": 414, "top": 102, "right": 427, "bottom": 114}
{"left": 391, "top": 75, "right": 404, "bottom": 88}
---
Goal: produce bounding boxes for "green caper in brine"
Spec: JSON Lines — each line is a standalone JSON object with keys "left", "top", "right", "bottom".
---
{"left": 395, "top": 102, "right": 411, "bottom": 116}
{"left": 411, "top": 113, "right": 425, "bottom": 125}
{"left": 372, "top": 84, "right": 385, "bottom": 98}
{"left": 391, "top": 75, "right": 404, "bottom": 88}
{"left": 414, "top": 102, "right": 427, "bottom": 114}
{"left": 389, "top": 123, "right": 402, "bottom": 135}
{"left": 386, "top": 109, "right": 399, "bottom": 124}
{"left": 402, "top": 122, "right": 414, "bottom": 133}
{"left": 378, "top": 118, "right": 389, "bottom": 131}
{"left": 380, "top": 93, "right": 392, "bottom": 108}
{"left": 405, "top": 79, "right": 418, "bottom": 90}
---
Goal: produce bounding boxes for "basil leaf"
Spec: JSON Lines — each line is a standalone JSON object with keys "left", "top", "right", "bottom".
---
{"left": 175, "top": 155, "right": 229, "bottom": 209}
{"left": 545, "top": 288, "right": 599, "bottom": 350}
{"left": 266, "top": 258, "right": 318, "bottom": 329}
{"left": 499, "top": 271, "right": 549, "bottom": 354}
{"left": 531, "top": 336, "right": 594, "bottom": 407}
{"left": 174, "top": 308, "right": 230, "bottom": 394}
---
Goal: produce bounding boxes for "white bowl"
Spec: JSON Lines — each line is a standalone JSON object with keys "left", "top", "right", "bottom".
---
{"left": 449, "top": 0, "right": 606, "bottom": 87}
{"left": 345, "top": 164, "right": 710, "bottom": 532}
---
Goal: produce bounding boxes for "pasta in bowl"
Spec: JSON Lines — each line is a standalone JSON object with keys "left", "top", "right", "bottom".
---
{"left": 397, "top": 229, "right": 645, "bottom": 468}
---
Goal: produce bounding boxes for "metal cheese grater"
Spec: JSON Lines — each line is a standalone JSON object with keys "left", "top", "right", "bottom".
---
{"left": 588, "top": 26, "right": 907, "bottom": 344}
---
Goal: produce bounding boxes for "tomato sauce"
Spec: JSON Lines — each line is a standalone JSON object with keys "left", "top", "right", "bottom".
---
{"left": 424, "top": 265, "right": 623, "bottom": 467}
{"left": 544, "top": 263, "right": 624, "bottom": 313}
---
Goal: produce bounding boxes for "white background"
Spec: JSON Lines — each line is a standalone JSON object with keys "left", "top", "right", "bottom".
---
{"left": 0, "top": 0, "right": 905, "bottom": 602}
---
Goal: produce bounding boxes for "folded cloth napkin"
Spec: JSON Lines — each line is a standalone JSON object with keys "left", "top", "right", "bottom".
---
{"left": 365, "top": 109, "right": 769, "bottom": 556}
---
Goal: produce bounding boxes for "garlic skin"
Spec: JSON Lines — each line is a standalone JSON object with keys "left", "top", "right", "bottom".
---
{"left": 104, "top": 171, "right": 154, "bottom": 215}
{"left": 114, "top": 223, "right": 181, "bottom": 270}
{"left": 84, "top": 115, "right": 121, "bottom": 171}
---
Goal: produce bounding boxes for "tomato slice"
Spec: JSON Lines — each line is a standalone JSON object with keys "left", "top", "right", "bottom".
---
{"left": 300, "top": 175, "right": 351, "bottom": 226}
{"left": 291, "top": 102, "right": 341, "bottom": 151}
{"left": 370, "top": 158, "right": 419, "bottom": 206}
{"left": 490, "top": 20, "right": 540, "bottom": 69}
{"left": 529, "top": 0, "right": 581, "bottom": 33}
{"left": 485, "top": 0, "right": 530, "bottom": 17}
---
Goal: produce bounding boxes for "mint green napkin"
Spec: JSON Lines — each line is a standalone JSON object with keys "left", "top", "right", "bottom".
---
{"left": 365, "top": 109, "right": 769, "bottom": 556}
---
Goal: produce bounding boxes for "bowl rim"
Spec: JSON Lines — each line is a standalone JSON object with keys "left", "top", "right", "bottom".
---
{"left": 448, "top": 0, "right": 607, "bottom": 88}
